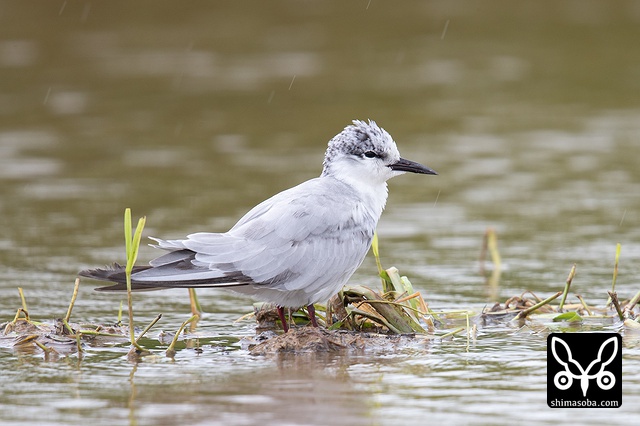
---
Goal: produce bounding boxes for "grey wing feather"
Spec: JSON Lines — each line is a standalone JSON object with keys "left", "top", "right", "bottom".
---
{"left": 148, "top": 249, "right": 193, "bottom": 267}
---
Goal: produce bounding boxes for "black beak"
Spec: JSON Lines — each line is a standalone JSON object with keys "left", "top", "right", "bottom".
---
{"left": 389, "top": 158, "right": 438, "bottom": 175}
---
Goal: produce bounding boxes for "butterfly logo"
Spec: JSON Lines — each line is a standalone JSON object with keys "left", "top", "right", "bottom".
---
{"left": 550, "top": 335, "right": 618, "bottom": 397}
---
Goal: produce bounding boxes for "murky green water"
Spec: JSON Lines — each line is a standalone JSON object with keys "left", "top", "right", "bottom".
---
{"left": 2, "top": 1, "right": 640, "bottom": 424}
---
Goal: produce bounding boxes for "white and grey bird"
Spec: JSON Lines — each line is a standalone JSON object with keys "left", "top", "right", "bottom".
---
{"left": 79, "top": 120, "right": 437, "bottom": 331}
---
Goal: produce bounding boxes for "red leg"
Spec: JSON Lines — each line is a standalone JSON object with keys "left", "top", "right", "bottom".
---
{"left": 277, "top": 306, "right": 289, "bottom": 333}
{"left": 307, "top": 304, "right": 319, "bottom": 327}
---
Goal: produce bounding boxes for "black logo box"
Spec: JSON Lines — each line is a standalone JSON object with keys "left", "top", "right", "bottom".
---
{"left": 547, "top": 332, "right": 622, "bottom": 408}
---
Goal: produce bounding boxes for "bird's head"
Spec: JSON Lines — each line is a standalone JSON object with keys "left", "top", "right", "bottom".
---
{"left": 321, "top": 120, "right": 437, "bottom": 185}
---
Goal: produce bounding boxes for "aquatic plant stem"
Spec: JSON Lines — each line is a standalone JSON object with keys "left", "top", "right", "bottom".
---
{"left": 606, "top": 243, "right": 621, "bottom": 306}
{"left": 11, "top": 308, "right": 29, "bottom": 323}
{"left": 487, "top": 228, "right": 501, "bottom": 271}
{"left": 575, "top": 295, "right": 593, "bottom": 316}
{"left": 166, "top": 314, "right": 199, "bottom": 357}
{"left": 479, "top": 227, "right": 501, "bottom": 273}
{"left": 124, "top": 208, "right": 147, "bottom": 352}
{"left": 626, "top": 290, "right": 640, "bottom": 313}
{"left": 18, "top": 287, "right": 28, "bottom": 312}
{"left": 514, "top": 291, "right": 562, "bottom": 320}
{"left": 62, "top": 318, "right": 74, "bottom": 335}
{"left": 117, "top": 301, "right": 123, "bottom": 324}
{"left": 64, "top": 278, "right": 80, "bottom": 323}
{"left": 558, "top": 264, "right": 576, "bottom": 310}
{"left": 612, "top": 242, "right": 621, "bottom": 289}
{"left": 439, "top": 327, "right": 466, "bottom": 339}
{"left": 188, "top": 288, "right": 203, "bottom": 316}
{"left": 34, "top": 340, "right": 57, "bottom": 355}
{"left": 608, "top": 291, "right": 624, "bottom": 321}
{"left": 135, "top": 314, "right": 162, "bottom": 344}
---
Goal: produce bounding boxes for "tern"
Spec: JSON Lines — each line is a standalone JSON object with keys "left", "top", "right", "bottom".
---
{"left": 79, "top": 120, "right": 437, "bottom": 332}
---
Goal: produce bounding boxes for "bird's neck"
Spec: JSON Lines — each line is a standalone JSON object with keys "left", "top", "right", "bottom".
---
{"left": 323, "top": 172, "right": 389, "bottom": 222}
{"left": 361, "top": 181, "right": 389, "bottom": 222}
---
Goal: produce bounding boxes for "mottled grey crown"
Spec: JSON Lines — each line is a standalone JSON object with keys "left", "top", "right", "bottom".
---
{"left": 321, "top": 120, "right": 397, "bottom": 175}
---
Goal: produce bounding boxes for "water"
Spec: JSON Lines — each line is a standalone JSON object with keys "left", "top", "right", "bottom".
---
{"left": 2, "top": 1, "right": 640, "bottom": 424}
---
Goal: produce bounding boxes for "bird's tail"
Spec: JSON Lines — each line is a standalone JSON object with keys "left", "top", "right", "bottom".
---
{"left": 78, "top": 263, "right": 162, "bottom": 292}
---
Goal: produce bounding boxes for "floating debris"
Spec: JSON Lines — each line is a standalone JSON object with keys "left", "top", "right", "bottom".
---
{"left": 242, "top": 327, "right": 435, "bottom": 356}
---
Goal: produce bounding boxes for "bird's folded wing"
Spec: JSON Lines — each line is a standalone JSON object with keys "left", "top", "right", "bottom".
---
{"left": 94, "top": 177, "right": 373, "bottom": 293}
{"left": 181, "top": 180, "right": 374, "bottom": 291}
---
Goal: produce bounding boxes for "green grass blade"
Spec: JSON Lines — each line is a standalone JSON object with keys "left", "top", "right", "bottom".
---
{"left": 124, "top": 208, "right": 132, "bottom": 262}
{"left": 122, "top": 209, "right": 147, "bottom": 351}
{"left": 372, "top": 232, "right": 383, "bottom": 275}
{"left": 372, "top": 232, "right": 393, "bottom": 292}
{"left": 126, "top": 216, "right": 147, "bottom": 273}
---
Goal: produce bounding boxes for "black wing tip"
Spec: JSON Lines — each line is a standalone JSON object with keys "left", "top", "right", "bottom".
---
{"left": 94, "top": 283, "right": 126, "bottom": 292}
{"left": 93, "top": 283, "right": 164, "bottom": 292}
{"left": 78, "top": 262, "right": 256, "bottom": 292}
{"left": 78, "top": 263, "right": 155, "bottom": 291}
{"left": 78, "top": 262, "right": 126, "bottom": 280}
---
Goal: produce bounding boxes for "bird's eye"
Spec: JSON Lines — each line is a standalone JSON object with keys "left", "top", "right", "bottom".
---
{"left": 364, "top": 151, "right": 378, "bottom": 159}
